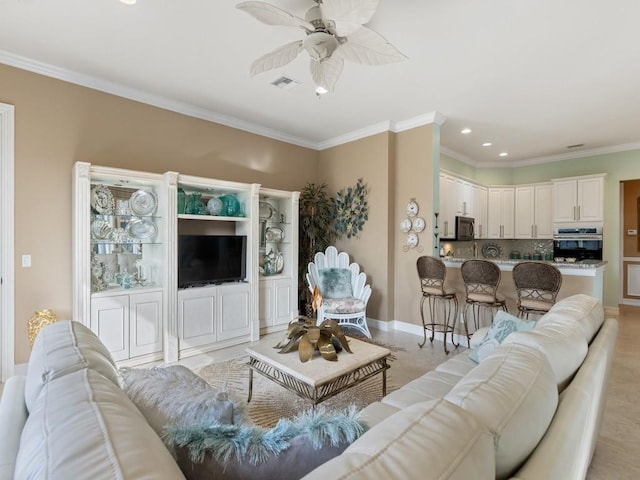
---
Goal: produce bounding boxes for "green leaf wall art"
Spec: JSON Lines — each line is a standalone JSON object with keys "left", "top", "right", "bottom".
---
{"left": 333, "top": 178, "right": 369, "bottom": 239}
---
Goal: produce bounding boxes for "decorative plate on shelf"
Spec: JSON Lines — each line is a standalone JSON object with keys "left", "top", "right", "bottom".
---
{"left": 90, "top": 185, "right": 115, "bottom": 214}
{"left": 259, "top": 201, "right": 277, "bottom": 220}
{"left": 207, "top": 197, "right": 223, "bottom": 216}
{"left": 91, "top": 219, "right": 113, "bottom": 240}
{"left": 265, "top": 226, "right": 284, "bottom": 242}
{"left": 130, "top": 189, "right": 157, "bottom": 216}
{"left": 482, "top": 243, "right": 502, "bottom": 259}
{"left": 125, "top": 218, "right": 158, "bottom": 240}
{"left": 400, "top": 218, "right": 412, "bottom": 233}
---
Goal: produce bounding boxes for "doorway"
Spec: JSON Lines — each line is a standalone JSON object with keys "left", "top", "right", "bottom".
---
{"left": 0, "top": 103, "right": 15, "bottom": 381}
{"left": 620, "top": 179, "right": 640, "bottom": 306}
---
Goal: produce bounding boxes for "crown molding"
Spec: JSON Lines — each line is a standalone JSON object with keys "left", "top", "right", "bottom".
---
{"left": 510, "top": 141, "right": 640, "bottom": 167}
{"left": 0, "top": 50, "right": 318, "bottom": 150}
{"left": 440, "top": 146, "right": 478, "bottom": 167}
{"left": 316, "top": 121, "right": 393, "bottom": 150}
{"left": 318, "top": 111, "right": 446, "bottom": 150}
{"left": 393, "top": 111, "right": 447, "bottom": 131}
{"left": 441, "top": 141, "right": 640, "bottom": 169}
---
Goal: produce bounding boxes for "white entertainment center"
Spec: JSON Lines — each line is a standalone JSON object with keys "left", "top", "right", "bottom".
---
{"left": 72, "top": 162, "right": 299, "bottom": 366}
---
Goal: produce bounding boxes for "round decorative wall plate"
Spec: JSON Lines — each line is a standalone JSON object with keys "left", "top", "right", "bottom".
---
{"left": 400, "top": 218, "right": 412, "bottom": 233}
{"left": 406, "top": 198, "right": 419, "bottom": 217}
{"left": 406, "top": 233, "right": 419, "bottom": 248}
{"left": 413, "top": 217, "right": 426, "bottom": 233}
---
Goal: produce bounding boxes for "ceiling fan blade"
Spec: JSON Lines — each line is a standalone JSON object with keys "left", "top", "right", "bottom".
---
{"left": 237, "top": 1, "right": 314, "bottom": 32}
{"left": 320, "top": 0, "right": 380, "bottom": 36}
{"left": 310, "top": 56, "right": 344, "bottom": 93}
{"left": 250, "top": 41, "right": 304, "bottom": 77}
{"left": 338, "top": 26, "right": 407, "bottom": 65}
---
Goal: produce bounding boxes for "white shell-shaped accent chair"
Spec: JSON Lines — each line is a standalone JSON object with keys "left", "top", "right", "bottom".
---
{"left": 306, "top": 246, "right": 372, "bottom": 338}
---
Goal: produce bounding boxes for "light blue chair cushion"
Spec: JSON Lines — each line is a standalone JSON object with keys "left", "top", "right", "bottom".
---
{"left": 318, "top": 268, "right": 353, "bottom": 299}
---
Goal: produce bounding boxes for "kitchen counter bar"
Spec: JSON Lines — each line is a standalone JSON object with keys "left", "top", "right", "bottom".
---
{"left": 441, "top": 258, "right": 605, "bottom": 316}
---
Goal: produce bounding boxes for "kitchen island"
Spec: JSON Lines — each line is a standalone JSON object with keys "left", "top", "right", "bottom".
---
{"left": 441, "top": 258, "right": 606, "bottom": 330}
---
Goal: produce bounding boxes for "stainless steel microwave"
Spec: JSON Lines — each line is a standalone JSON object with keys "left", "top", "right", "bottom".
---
{"left": 455, "top": 216, "right": 475, "bottom": 241}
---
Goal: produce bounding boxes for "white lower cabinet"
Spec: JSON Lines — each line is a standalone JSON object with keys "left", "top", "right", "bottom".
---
{"left": 178, "top": 283, "right": 251, "bottom": 355}
{"left": 91, "top": 290, "right": 163, "bottom": 362}
{"left": 259, "top": 277, "right": 295, "bottom": 332}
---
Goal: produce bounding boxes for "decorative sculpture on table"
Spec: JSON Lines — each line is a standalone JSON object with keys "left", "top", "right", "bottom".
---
{"left": 274, "top": 317, "right": 352, "bottom": 362}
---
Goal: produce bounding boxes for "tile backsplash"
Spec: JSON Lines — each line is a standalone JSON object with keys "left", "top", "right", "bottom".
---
{"left": 439, "top": 239, "right": 554, "bottom": 260}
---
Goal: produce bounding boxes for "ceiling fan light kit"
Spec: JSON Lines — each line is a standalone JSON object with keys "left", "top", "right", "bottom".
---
{"left": 237, "top": 0, "right": 407, "bottom": 93}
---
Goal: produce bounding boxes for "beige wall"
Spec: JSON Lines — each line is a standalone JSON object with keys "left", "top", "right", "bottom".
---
{"left": 1, "top": 64, "right": 318, "bottom": 364}
{"left": 393, "top": 125, "right": 436, "bottom": 326}
{"left": 318, "top": 132, "right": 395, "bottom": 321}
{"left": 318, "top": 125, "right": 437, "bottom": 327}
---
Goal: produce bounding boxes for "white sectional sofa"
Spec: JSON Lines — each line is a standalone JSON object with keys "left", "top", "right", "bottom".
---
{"left": 303, "top": 293, "right": 618, "bottom": 480}
{"left": 0, "top": 293, "right": 616, "bottom": 479}
{"left": 0, "top": 320, "right": 185, "bottom": 480}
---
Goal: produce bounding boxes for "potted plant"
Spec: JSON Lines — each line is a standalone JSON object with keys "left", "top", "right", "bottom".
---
{"left": 298, "top": 183, "right": 336, "bottom": 314}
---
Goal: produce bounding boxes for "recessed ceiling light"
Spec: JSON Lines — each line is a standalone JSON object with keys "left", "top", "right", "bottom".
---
{"left": 315, "top": 86, "right": 328, "bottom": 95}
{"left": 499, "top": 152, "right": 509, "bottom": 157}
{"left": 120, "top": 0, "right": 136, "bottom": 4}
{"left": 461, "top": 128, "right": 472, "bottom": 134}
{"left": 482, "top": 142, "right": 493, "bottom": 147}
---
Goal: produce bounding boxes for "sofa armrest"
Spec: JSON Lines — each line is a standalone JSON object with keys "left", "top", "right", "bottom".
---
{"left": 0, "top": 375, "right": 28, "bottom": 479}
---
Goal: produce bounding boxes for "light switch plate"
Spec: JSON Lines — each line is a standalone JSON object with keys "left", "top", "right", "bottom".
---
{"left": 21, "top": 255, "right": 31, "bottom": 267}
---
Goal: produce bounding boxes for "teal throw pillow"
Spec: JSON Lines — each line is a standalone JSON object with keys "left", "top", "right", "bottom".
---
{"left": 318, "top": 268, "right": 353, "bottom": 299}
{"left": 468, "top": 310, "right": 536, "bottom": 363}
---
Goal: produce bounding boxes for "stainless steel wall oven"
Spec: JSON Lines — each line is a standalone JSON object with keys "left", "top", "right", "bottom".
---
{"left": 553, "top": 227, "right": 603, "bottom": 262}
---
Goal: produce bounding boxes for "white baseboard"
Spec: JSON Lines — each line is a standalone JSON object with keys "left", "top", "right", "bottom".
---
{"left": 367, "top": 317, "right": 468, "bottom": 348}
{"left": 604, "top": 306, "right": 620, "bottom": 317}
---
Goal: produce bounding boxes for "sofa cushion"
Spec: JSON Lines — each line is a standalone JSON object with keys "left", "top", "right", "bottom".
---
{"left": 512, "top": 318, "right": 618, "bottom": 479}
{"left": 318, "top": 268, "right": 353, "bottom": 299}
{"left": 15, "top": 368, "right": 185, "bottom": 480}
{"left": 536, "top": 294, "right": 604, "bottom": 344}
{"left": 445, "top": 344, "right": 558, "bottom": 480}
{"left": 0, "top": 376, "right": 27, "bottom": 479}
{"left": 502, "top": 320, "right": 588, "bottom": 391}
{"left": 435, "top": 351, "right": 477, "bottom": 377}
{"left": 121, "top": 365, "right": 244, "bottom": 435}
{"left": 382, "top": 370, "right": 462, "bottom": 409}
{"left": 359, "top": 401, "right": 401, "bottom": 428}
{"left": 469, "top": 311, "right": 535, "bottom": 363}
{"left": 25, "top": 320, "right": 120, "bottom": 413}
{"left": 302, "top": 399, "right": 495, "bottom": 480}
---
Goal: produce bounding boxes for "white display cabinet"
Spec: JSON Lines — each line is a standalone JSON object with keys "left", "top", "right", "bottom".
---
{"left": 258, "top": 189, "right": 299, "bottom": 334}
{"left": 73, "top": 162, "right": 167, "bottom": 365}
{"left": 171, "top": 174, "right": 259, "bottom": 359}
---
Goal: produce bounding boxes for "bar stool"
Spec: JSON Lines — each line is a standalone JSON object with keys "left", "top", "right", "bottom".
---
{"left": 460, "top": 259, "right": 508, "bottom": 346}
{"left": 512, "top": 261, "right": 562, "bottom": 319}
{"left": 416, "top": 256, "right": 462, "bottom": 354}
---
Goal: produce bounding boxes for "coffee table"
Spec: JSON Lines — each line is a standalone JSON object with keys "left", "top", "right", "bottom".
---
{"left": 246, "top": 337, "right": 390, "bottom": 406}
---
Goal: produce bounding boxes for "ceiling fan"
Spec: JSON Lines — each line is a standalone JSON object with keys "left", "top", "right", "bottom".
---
{"left": 236, "top": 0, "right": 407, "bottom": 93}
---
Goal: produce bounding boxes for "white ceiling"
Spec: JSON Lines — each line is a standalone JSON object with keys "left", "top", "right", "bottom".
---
{"left": 1, "top": 0, "right": 640, "bottom": 166}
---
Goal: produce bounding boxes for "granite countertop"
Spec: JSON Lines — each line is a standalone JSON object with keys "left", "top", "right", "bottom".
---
{"left": 442, "top": 257, "right": 607, "bottom": 269}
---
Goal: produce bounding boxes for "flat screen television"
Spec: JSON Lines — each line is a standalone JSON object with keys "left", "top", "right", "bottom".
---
{"left": 178, "top": 235, "right": 247, "bottom": 288}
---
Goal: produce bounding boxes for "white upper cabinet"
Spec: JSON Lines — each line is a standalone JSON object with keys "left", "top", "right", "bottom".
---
{"left": 514, "top": 183, "right": 553, "bottom": 239}
{"left": 552, "top": 174, "right": 605, "bottom": 225}
{"left": 487, "top": 187, "right": 514, "bottom": 239}
{"left": 439, "top": 172, "right": 482, "bottom": 239}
